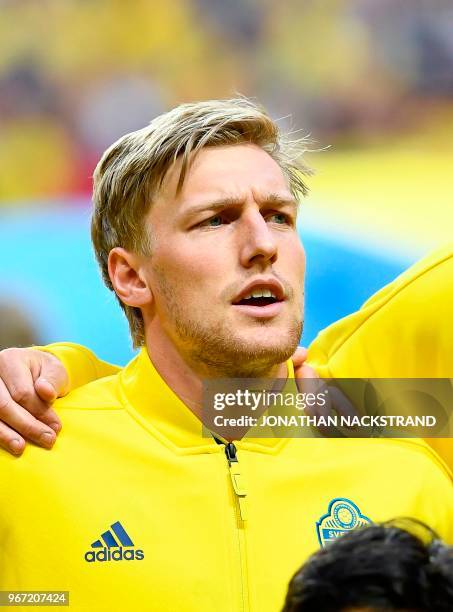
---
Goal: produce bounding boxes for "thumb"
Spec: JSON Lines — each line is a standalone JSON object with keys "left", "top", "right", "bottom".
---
{"left": 34, "top": 354, "right": 69, "bottom": 403}
{"left": 291, "top": 346, "right": 308, "bottom": 369}
{"left": 35, "top": 377, "right": 59, "bottom": 403}
{"left": 293, "top": 347, "right": 319, "bottom": 393}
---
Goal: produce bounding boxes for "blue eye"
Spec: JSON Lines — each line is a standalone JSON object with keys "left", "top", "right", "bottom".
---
{"left": 207, "top": 215, "right": 223, "bottom": 227}
{"left": 269, "top": 213, "right": 288, "bottom": 224}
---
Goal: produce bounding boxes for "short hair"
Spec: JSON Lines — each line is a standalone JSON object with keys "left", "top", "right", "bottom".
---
{"left": 282, "top": 519, "right": 453, "bottom": 612}
{"left": 91, "top": 97, "right": 312, "bottom": 347}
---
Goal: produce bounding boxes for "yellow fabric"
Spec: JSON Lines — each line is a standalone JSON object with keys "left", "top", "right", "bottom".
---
{"left": 34, "top": 342, "right": 121, "bottom": 390}
{"left": 308, "top": 242, "right": 453, "bottom": 469}
{"left": 39, "top": 244, "right": 453, "bottom": 469}
{"left": 1, "top": 348, "right": 452, "bottom": 611}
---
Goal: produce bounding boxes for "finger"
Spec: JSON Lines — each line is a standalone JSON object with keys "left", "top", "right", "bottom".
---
{"left": 329, "top": 386, "right": 360, "bottom": 419}
{"left": 296, "top": 364, "right": 318, "bottom": 379}
{"left": 328, "top": 386, "right": 370, "bottom": 438}
{"left": 295, "top": 363, "right": 319, "bottom": 394}
{"left": 35, "top": 352, "right": 69, "bottom": 399}
{"left": 27, "top": 399, "right": 62, "bottom": 433}
{"left": 304, "top": 387, "right": 332, "bottom": 420}
{"left": 0, "top": 379, "right": 57, "bottom": 448}
{"left": 34, "top": 378, "right": 64, "bottom": 430}
{"left": 0, "top": 421, "right": 26, "bottom": 456}
{"left": 35, "top": 378, "right": 58, "bottom": 403}
{"left": 0, "top": 350, "right": 53, "bottom": 417}
{"left": 0, "top": 349, "right": 62, "bottom": 433}
{"left": 291, "top": 346, "right": 308, "bottom": 368}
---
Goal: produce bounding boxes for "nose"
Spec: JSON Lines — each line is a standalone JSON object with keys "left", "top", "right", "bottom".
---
{"left": 239, "top": 209, "right": 278, "bottom": 269}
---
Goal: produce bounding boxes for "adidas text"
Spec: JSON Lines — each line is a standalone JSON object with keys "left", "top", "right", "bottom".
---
{"left": 85, "top": 547, "right": 145, "bottom": 562}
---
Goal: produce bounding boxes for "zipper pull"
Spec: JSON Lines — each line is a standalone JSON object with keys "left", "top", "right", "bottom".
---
{"left": 225, "top": 443, "right": 248, "bottom": 522}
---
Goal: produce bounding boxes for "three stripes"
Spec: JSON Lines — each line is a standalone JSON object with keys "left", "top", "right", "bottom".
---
{"left": 91, "top": 521, "right": 134, "bottom": 549}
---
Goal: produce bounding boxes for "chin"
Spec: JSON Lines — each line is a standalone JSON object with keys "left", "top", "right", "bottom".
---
{"left": 234, "top": 329, "right": 301, "bottom": 367}
{"left": 243, "top": 322, "right": 300, "bottom": 350}
{"left": 244, "top": 341, "right": 296, "bottom": 364}
{"left": 182, "top": 317, "right": 302, "bottom": 378}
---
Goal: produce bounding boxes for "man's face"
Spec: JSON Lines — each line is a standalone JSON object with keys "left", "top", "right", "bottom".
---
{"left": 141, "top": 143, "right": 305, "bottom": 376}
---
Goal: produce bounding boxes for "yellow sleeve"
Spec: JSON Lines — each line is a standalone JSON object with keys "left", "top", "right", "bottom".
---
{"left": 34, "top": 342, "right": 121, "bottom": 391}
{"left": 307, "top": 243, "right": 453, "bottom": 471}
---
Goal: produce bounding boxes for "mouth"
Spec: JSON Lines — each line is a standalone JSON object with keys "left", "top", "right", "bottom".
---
{"left": 232, "top": 280, "right": 286, "bottom": 318}
{"left": 235, "top": 290, "right": 280, "bottom": 307}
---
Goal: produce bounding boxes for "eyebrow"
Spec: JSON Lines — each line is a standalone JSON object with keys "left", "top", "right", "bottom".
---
{"left": 183, "top": 193, "right": 298, "bottom": 218}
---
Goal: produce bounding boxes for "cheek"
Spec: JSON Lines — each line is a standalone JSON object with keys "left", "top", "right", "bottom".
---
{"left": 152, "top": 243, "right": 222, "bottom": 294}
{"left": 294, "top": 236, "right": 306, "bottom": 272}
{"left": 296, "top": 241, "right": 306, "bottom": 271}
{"left": 282, "top": 236, "right": 306, "bottom": 277}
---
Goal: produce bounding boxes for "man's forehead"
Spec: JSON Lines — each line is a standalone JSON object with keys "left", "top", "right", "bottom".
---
{"left": 161, "top": 143, "right": 290, "bottom": 201}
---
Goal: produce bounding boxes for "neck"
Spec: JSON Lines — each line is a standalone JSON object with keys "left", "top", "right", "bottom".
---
{"left": 144, "top": 326, "right": 288, "bottom": 421}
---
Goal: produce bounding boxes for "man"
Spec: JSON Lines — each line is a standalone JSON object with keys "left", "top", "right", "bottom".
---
{"left": 0, "top": 98, "right": 452, "bottom": 612}
{"left": 1, "top": 247, "right": 452, "bottom": 462}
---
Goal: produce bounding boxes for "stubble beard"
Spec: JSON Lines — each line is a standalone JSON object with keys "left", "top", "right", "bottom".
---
{"left": 179, "top": 316, "right": 303, "bottom": 378}
{"left": 156, "top": 279, "right": 302, "bottom": 378}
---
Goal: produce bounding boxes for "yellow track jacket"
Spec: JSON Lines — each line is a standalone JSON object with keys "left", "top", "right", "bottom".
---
{"left": 38, "top": 243, "right": 453, "bottom": 468}
{"left": 308, "top": 242, "right": 453, "bottom": 468}
{"left": 1, "top": 347, "right": 452, "bottom": 612}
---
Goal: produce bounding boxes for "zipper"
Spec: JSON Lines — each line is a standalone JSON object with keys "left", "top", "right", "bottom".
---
{"left": 224, "top": 442, "right": 249, "bottom": 611}
{"left": 225, "top": 442, "right": 248, "bottom": 521}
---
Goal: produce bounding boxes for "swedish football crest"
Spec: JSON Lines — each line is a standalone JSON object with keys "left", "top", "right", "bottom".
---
{"left": 316, "top": 498, "right": 372, "bottom": 547}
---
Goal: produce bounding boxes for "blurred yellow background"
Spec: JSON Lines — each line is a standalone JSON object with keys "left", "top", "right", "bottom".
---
{"left": 1, "top": 0, "right": 452, "bottom": 251}
{"left": 0, "top": 0, "right": 451, "bottom": 359}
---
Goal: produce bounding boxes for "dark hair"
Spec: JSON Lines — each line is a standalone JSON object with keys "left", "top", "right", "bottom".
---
{"left": 282, "top": 519, "right": 453, "bottom": 612}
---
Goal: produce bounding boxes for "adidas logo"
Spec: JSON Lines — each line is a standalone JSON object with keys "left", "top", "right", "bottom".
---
{"left": 84, "top": 521, "right": 145, "bottom": 563}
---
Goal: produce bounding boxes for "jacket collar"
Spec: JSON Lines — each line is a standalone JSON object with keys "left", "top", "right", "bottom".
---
{"left": 118, "top": 348, "right": 293, "bottom": 455}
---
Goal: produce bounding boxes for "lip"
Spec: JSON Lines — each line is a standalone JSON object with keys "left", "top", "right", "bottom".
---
{"left": 232, "top": 277, "right": 286, "bottom": 304}
{"left": 232, "top": 300, "right": 284, "bottom": 319}
{"left": 231, "top": 277, "right": 286, "bottom": 319}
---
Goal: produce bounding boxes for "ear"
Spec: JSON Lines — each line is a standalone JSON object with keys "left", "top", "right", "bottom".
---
{"left": 108, "top": 247, "right": 152, "bottom": 308}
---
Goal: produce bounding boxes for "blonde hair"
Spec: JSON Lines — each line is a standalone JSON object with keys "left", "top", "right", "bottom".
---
{"left": 91, "top": 97, "right": 311, "bottom": 347}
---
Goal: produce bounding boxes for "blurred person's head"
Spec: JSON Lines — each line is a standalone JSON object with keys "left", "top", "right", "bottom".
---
{"left": 0, "top": 303, "right": 40, "bottom": 350}
{"left": 282, "top": 519, "right": 453, "bottom": 612}
{"left": 91, "top": 97, "right": 310, "bottom": 377}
